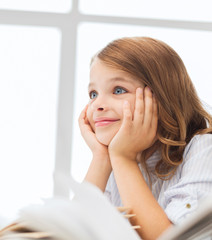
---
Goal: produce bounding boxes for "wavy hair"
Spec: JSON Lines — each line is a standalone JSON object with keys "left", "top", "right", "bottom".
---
{"left": 95, "top": 37, "right": 212, "bottom": 179}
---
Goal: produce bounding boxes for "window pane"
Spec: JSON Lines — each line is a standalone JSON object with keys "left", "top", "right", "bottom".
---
{"left": 0, "top": 25, "right": 61, "bottom": 226}
{"left": 79, "top": 0, "right": 212, "bottom": 22}
{"left": 71, "top": 22, "right": 212, "bottom": 182}
{"left": 0, "top": 0, "right": 71, "bottom": 13}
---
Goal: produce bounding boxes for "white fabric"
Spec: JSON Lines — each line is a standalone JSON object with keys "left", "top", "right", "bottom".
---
{"left": 105, "top": 134, "right": 212, "bottom": 224}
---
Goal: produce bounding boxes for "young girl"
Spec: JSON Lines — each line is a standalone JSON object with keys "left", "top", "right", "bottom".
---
{"left": 79, "top": 37, "right": 212, "bottom": 239}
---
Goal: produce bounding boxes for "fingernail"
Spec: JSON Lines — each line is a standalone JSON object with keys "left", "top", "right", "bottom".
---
{"left": 146, "top": 86, "right": 151, "bottom": 91}
{"left": 137, "top": 88, "right": 143, "bottom": 94}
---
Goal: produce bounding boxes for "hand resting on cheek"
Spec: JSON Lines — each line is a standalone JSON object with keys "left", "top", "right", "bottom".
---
{"left": 78, "top": 105, "right": 109, "bottom": 157}
{"left": 108, "top": 86, "right": 158, "bottom": 161}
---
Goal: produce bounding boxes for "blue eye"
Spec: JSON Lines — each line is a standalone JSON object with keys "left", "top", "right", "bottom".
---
{"left": 114, "top": 87, "right": 127, "bottom": 95}
{"left": 89, "top": 91, "right": 98, "bottom": 99}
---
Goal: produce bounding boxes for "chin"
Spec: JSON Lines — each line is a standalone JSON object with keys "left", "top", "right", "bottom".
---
{"left": 96, "top": 132, "right": 115, "bottom": 146}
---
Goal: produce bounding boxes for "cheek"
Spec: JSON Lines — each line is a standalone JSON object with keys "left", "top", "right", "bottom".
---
{"left": 116, "top": 98, "right": 135, "bottom": 120}
{"left": 126, "top": 97, "right": 136, "bottom": 116}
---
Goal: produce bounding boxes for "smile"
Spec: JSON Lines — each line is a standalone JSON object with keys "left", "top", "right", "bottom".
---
{"left": 94, "top": 118, "right": 120, "bottom": 127}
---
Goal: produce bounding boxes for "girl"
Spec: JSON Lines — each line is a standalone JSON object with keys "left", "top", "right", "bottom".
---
{"left": 79, "top": 37, "right": 212, "bottom": 239}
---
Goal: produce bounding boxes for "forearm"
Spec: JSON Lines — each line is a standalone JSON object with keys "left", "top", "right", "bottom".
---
{"left": 84, "top": 155, "right": 112, "bottom": 192}
{"left": 111, "top": 157, "right": 171, "bottom": 240}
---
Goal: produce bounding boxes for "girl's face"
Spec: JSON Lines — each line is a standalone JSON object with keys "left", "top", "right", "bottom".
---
{"left": 87, "top": 58, "right": 145, "bottom": 146}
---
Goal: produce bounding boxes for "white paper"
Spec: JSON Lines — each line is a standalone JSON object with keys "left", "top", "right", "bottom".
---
{"left": 15, "top": 173, "right": 141, "bottom": 240}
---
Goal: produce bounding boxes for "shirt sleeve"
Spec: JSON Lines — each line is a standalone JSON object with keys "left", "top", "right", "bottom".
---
{"left": 163, "top": 134, "right": 212, "bottom": 224}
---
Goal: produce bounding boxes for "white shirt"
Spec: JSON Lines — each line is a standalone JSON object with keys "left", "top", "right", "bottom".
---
{"left": 105, "top": 134, "right": 212, "bottom": 224}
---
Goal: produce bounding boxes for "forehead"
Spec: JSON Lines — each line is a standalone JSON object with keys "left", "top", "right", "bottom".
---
{"left": 89, "top": 59, "right": 143, "bottom": 87}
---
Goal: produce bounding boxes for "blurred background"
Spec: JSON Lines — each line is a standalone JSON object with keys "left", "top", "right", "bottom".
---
{"left": 0, "top": 0, "right": 212, "bottom": 227}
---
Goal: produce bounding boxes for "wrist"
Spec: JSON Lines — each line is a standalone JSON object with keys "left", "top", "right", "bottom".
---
{"left": 109, "top": 149, "right": 137, "bottom": 163}
{"left": 91, "top": 150, "right": 112, "bottom": 172}
{"left": 92, "top": 150, "right": 110, "bottom": 162}
{"left": 110, "top": 154, "right": 138, "bottom": 172}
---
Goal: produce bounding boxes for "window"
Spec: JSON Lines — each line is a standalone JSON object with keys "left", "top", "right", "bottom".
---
{"left": 0, "top": 25, "right": 61, "bottom": 223}
{"left": 0, "top": 0, "right": 72, "bottom": 13}
{"left": 79, "top": 0, "right": 212, "bottom": 22}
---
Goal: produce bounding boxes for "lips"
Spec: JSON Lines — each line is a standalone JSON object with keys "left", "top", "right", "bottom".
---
{"left": 94, "top": 117, "right": 120, "bottom": 127}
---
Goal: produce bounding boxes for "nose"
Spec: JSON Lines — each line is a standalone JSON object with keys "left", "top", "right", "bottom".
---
{"left": 91, "top": 95, "right": 108, "bottom": 112}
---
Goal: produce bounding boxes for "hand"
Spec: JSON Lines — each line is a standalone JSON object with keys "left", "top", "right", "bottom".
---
{"left": 78, "top": 105, "right": 109, "bottom": 157}
{"left": 108, "top": 87, "right": 158, "bottom": 161}
{"left": 79, "top": 105, "right": 112, "bottom": 190}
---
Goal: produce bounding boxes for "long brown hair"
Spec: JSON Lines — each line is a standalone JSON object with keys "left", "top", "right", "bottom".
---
{"left": 95, "top": 37, "right": 212, "bottom": 179}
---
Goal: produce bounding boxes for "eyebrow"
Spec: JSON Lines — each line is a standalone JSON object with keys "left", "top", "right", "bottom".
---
{"left": 88, "top": 77, "right": 135, "bottom": 89}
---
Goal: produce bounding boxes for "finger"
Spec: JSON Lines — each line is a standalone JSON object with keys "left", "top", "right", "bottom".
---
{"left": 122, "top": 100, "right": 132, "bottom": 127}
{"left": 134, "top": 87, "right": 144, "bottom": 124}
{"left": 151, "top": 94, "right": 158, "bottom": 133}
{"left": 143, "top": 87, "right": 154, "bottom": 127}
{"left": 78, "top": 105, "right": 93, "bottom": 134}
